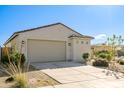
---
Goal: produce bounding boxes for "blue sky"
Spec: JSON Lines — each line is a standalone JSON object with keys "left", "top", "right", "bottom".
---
{"left": 0, "top": 5, "right": 124, "bottom": 46}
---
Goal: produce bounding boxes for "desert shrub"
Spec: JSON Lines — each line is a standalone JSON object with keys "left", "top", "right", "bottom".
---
{"left": 1, "top": 52, "right": 25, "bottom": 66}
{"left": 10, "top": 52, "right": 25, "bottom": 66}
{"left": 5, "top": 77, "right": 14, "bottom": 83}
{"left": 106, "top": 53, "right": 112, "bottom": 61}
{"left": 98, "top": 53, "right": 107, "bottom": 59}
{"left": 1, "top": 55, "right": 9, "bottom": 64}
{"left": 93, "top": 59, "right": 109, "bottom": 67}
{"left": 82, "top": 53, "right": 89, "bottom": 60}
{"left": 118, "top": 57, "right": 124, "bottom": 65}
{"left": 95, "top": 50, "right": 112, "bottom": 61}
{"left": 96, "top": 50, "right": 109, "bottom": 54}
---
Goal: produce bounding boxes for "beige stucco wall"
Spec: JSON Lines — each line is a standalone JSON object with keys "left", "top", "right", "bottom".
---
{"left": 71, "top": 37, "right": 91, "bottom": 62}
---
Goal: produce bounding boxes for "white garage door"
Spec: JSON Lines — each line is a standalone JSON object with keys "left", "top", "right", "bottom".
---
{"left": 27, "top": 39, "right": 66, "bottom": 62}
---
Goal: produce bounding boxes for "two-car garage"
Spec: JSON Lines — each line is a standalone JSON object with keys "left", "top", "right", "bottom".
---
{"left": 27, "top": 39, "right": 66, "bottom": 62}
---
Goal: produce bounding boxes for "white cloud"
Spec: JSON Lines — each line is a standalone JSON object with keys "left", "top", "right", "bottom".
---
{"left": 95, "top": 34, "right": 107, "bottom": 40}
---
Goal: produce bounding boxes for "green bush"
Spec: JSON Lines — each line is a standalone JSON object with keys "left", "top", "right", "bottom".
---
{"left": 10, "top": 52, "right": 25, "bottom": 66}
{"left": 98, "top": 53, "right": 107, "bottom": 59}
{"left": 93, "top": 59, "right": 108, "bottom": 67}
{"left": 95, "top": 50, "right": 112, "bottom": 61}
{"left": 1, "top": 55, "right": 9, "bottom": 64}
{"left": 1, "top": 52, "right": 25, "bottom": 66}
{"left": 82, "top": 53, "right": 89, "bottom": 60}
{"left": 106, "top": 54, "right": 112, "bottom": 61}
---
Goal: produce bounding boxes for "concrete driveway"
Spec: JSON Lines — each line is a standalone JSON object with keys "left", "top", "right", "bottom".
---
{"left": 31, "top": 62, "right": 124, "bottom": 88}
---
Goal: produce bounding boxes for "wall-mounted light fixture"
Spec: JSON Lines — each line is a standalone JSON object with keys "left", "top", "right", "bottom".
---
{"left": 21, "top": 40, "right": 25, "bottom": 44}
{"left": 68, "top": 43, "right": 71, "bottom": 46}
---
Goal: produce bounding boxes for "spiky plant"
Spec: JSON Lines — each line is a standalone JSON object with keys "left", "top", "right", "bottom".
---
{"left": 0, "top": 42, "right": 29, "bottom": 88}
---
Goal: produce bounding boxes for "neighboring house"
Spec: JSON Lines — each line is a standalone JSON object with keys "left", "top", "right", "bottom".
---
{"left": 4, "top": 23, "right": 94, "bottom": 63}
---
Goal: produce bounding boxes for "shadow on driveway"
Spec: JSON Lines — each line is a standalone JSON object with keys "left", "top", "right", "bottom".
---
{"left": 31, "top": 61, "right": 85, "bottom": 70}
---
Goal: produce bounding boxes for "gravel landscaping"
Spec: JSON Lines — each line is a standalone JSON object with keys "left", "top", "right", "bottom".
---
{"left": 0, "top": 65, "right": 60, "bottom": 88}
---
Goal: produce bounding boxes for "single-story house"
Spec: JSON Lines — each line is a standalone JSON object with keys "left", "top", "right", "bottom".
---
{"left": 4, "top": 23, "right": 94, "bottom": 63}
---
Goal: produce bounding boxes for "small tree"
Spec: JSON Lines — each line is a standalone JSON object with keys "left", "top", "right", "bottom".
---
{"left": 107, "top": 35, "right": 124, "bottom": 60}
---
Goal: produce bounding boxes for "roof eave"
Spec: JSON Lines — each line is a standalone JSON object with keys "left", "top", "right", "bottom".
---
{"left": 4, "top": 33, "right": 18, "bottom": 46}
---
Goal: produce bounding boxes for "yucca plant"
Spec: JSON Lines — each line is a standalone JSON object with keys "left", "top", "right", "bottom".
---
{"left": 0, "top": 43, "right": 29, "bottom": 88}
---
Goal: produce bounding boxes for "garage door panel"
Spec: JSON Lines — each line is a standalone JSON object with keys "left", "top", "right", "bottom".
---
{"left": 27, "top": 40, "right": 66, "bottom": 62}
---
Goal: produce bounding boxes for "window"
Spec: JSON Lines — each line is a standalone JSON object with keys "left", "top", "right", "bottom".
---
{"left": 68, "top": 43, "right": 71, "bottom": 46}
{"left": 86, "top": 41, "right": 89, "bottom": 44}
{"left": 81, "top": 41, "right": 84, "bottom": 44}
